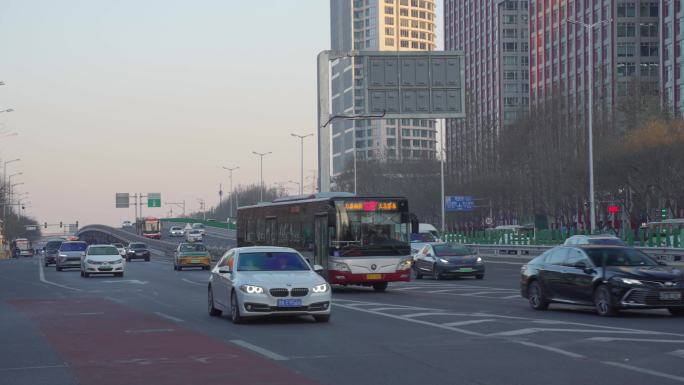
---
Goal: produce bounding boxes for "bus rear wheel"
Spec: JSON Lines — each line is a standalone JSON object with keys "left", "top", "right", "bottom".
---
{"left": 372, "top": 282, "right": 388, "bottom": 292}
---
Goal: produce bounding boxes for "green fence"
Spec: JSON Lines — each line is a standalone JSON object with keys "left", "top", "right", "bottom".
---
{"left": 161, "top": 218, "right": 236, "bottom": 230}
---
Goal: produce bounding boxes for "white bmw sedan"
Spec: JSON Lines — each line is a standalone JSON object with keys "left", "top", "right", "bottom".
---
{"left": 81, "top": 244, "right": 125, "bottom": 278}
{"left": 208, "top": 246, "right": 331, "bottom": 324}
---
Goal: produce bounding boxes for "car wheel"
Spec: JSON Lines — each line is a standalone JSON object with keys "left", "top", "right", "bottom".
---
{"left": 126, "top": 257, "right": 131, "bottom": 262}
{"left": 527, "top": 280, "right": 550, "bottom": 310}
{"left": 313, "top": 314, "right": 330, "bottom": 323}
{"left": 83, "top": 271, "right": 89, "bottom": 278}
{"left": 116, "top": 272, "right": 124, "bottom": 277}
{"left": 372, "top": 282, "right": 388, "bottom": 292}
{"left": 230, "top": 291, "right": 243, "bottom": 324}
{"left": 594, "top": 285, "right": 619, "bottom": 317}
{"left": 475, "top": 274, "right": 484, "bottom": 280}
{"left": 80, "top": 270, "right": 84, "bottom": 277}
{"left": 432, "top": 265, "right": 441, "bottom": 280}
{"left": 56, "top": 266, "right": 62, "bottom": 272}
{"left": 413, "top": 266, "right": 423, "bottom": 279}
{"left": 208, "top": 286, "right": 222, "bottom": 317}
{"left": 145, "top": 257, "right": 150, "bottom": 262}
{"left": 668, "top": 308, "right": 684, "bottom": 317}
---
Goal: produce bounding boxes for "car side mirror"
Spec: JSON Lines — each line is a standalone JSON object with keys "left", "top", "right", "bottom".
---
{"left": 218, "top": 266, "right": 231, "bottom": 274}
{"left": 313, "top": 264, "right": 324, "bottom": 272}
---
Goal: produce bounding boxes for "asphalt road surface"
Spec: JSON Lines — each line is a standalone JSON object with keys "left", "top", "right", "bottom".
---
{"left": 2, "top": 250, "right": 684, "bottom": 385}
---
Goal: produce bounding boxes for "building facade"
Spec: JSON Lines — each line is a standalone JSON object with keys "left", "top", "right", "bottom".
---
{"left": 662, "top": 0, "right": 684, "bottom": 115}
{"left": 444, "top": 0, "right": 531, "bottom": 184}
{"left": 329, "top": 0, "right": 438, "bottom": 176}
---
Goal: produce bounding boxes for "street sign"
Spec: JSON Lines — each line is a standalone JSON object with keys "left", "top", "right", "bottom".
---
{"left": 25, "top": 225, "right": 37, "bottom": 231}
{"left": 116, "top": 193, "right": 130, "bottom": 208}
{"left": 148, "top": 193, "right": 161, "bottom": 208}
{"left": 485, "top": 217, "right": 493, "bottom": 226}
{"left": 445, "top": 196, "right": 475, "bottom": 212}
{"left": 362, "top": 51, "right": 465, "bottom": 119}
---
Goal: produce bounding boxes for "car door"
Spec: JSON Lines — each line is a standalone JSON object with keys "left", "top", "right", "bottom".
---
{"left": 212, "top": 251, "right": 234, "bottom": 308}
{"left": 538, "top": 248, "right": 569, "bottom": 299}
{"left": 560, "top": 248, "right": 595, "bottom": 303}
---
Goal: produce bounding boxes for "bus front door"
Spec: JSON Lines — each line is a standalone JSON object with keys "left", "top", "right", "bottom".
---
{"left": 314, "top": 214, "right": 329, "bottom": 278}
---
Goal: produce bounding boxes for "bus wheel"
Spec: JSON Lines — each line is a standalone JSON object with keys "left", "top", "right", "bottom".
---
{"left": 372, "top": 282, "right": 388, "bottom": 292}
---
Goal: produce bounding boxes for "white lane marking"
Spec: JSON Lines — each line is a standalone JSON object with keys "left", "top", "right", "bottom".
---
{"left": 368, "top": 306, "right": 429, "bottom": 311}
{"left": 181, "top": 278, "right": 206, "bottom": 286}
{"left": 403, "top": 312, "right": 457, "bottom": 318}
{"left": 231, "top": 340, "right": 289, "bottom": 361}
{"left": 492, "top": 328, "right": 662, "bottom": 337}
{"left": 484, "top": 260, "right": 525, "bottom": 266}
{"left": 517, "top": 341, "right": 584, "bottom": 359}
{"left": 459, "top": 291, "right": 517, "bottom": 297}
{"left": 442, "top": 319, "right": 496, "bottom": 327}
{"left": 502, "top": 294, "right": 522, "bottom": 299}
{"left": 391, "top": 286, "right": 421, "bottom": 291}
{"left": 125, "top": 328, "right": 175, "bottom": 334}
{"left": 603, "top": 361, "right": 684, "bottom": 383}
{"left": 64, "top": 312, "right": 104, "bottom": 316}
{"left": 670, "top": 350, "right": 684, "bottom": 359}
{"left": 588, "top": 337, "right": 684, "bottom": 343}
{"left": 38, "top": 260, "right": 82, "bottom": 292}
{"left": 153, "top": 311, "right": 184, "bottom": 323}
{"left": 102, "top": 279, "right": 148, "bottom": 285}
{"left": 0, "top": 364, "right": 69, "bottom": 372}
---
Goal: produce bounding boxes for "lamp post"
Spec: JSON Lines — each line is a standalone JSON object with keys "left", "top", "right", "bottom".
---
{"left": 222, "top": 166, "right": 239, "bottom": 219}
{"left": 290, "top": 133, "right": 313, "bottom": 195}
{"left": 10, "top": 181, "right": 24, "bottom": 215}
{"left": 566, "top": 17, "right": 611, "bottom": 234}
{"left": 252, "top": 151, "right": 272, "bottom": 203}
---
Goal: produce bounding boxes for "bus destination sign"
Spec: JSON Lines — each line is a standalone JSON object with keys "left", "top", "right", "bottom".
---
{"left": 344, "top": 201, "right": 398, "bottom": 212}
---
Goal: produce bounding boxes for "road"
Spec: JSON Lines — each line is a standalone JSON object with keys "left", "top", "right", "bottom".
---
{"left": 2, "top": 250, "right": 684, "bottom": 385}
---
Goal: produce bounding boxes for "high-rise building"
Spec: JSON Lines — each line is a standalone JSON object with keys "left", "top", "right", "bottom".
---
{"left": 329, "top": 0, "right": 438, "bottom": 177}
{"left": 662, "top": 1, "right": 684, "bottom": 116}
{"left": 528, "top": 1, "right": 660, "bottom": 129}
{"left": 444, "top": 0, "right": 531, "bottom": 184}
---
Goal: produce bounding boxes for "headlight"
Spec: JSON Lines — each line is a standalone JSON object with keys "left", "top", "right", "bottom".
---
{"left": 615, "top": 277, "right": 643, "bottom": 285}
{"left": 312, "top": 283, "right": 329, "bottom": 293}
{"left": 85, "top": 259, "right": 95, "bottom": 264}
{"left": 239, "top": 284, "right": 264, "bottom": 294}
{"left": 113, "top": 259, "right": 124, "bottom": 264}
{"left": 438, "top": 258, "right": 449, "bottom": 264}
{"left": 396, "top": 259, "right": 413, "bottom": 270}
{"left": 332, "top": 262, "right": 351, "bottom": 272}
{"left": 476, "top": 257, "right": 483, "bottom": 264}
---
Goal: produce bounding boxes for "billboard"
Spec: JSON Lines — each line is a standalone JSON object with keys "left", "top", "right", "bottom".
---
{"left": 445, "top": 196, "right": 475, "bottom": 212}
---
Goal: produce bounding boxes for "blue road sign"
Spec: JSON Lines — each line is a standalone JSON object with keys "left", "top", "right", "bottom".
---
{"left": 445, "top": 196, "right": 474, "bottom": 212}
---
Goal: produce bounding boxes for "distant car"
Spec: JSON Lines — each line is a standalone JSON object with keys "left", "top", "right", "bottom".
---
{"left": 186, "top": 229, "right": 204, "bottom": 243}
{"left": 43, "top": 239, "right": 64, "bottom": 266}
{"left": 169, "top": 226, "right": 185, "bottom": 237}
{"left": 125, "top": 242, "right": 150, "bottom": 262}
{"left": 81, "top": 244, "right": 125, "bottom": 278}
{"left": 174, "top": 243, "right": 210, "bottom": 271}
{"left": 208, "top": 246, "right": 331, "bottom": 323}
{"left": 413, "top": 243, "right": 484, "bottom": 280}
{"left": 521, "top": 245, "right": 684, "bottom": 317}
{"left": 192, "top": 223, "right": 206, "bottom": 235}
{"left": 112, "top": 243, "right": 126, "bottom": 257}
{"left": 56, "top": 241, "right": 88, "bottom": 271}
{"left": 564, "top": 235, "right": 626, "bottom": 246}
{"left": 419, "top": 223, "right": 441, "bottom": 241}
{"left": 122, "top": 220, "right": 133, "bottom": 228}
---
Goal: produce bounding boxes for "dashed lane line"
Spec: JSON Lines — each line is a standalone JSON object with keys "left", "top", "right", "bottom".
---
{"left": 153, "top": 311, "right": 184, "bottom": 323}
{"left": 231, "top": 340, "right": 289, "bottom": 361}
{"left": 603, "top": 361, "right": 684, "bottom": 383}
{"left": 181, "top": 278, "right": 206, "bottom": 286}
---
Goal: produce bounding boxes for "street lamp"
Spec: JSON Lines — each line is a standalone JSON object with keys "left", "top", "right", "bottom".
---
{"left": 222, "top": 166, "right": 239, "bottom": 219}
{"left": 252, "top": 151, "right": 272, "bottom": 203}
{"left": 290, "top": 133, "right": 313, "bottom": 195}
{"left": 10, "top": 181, "right": 24, "bottom": 213}
{"left": 566, "top": 17, "right": 612, "bottom": 234}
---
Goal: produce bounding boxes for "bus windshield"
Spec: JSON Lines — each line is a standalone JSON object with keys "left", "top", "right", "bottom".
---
{"left": 336, "top": 208, "right": 410, "bottom": 256}
{"left": 144, "top": 220, "right": 160, "bottom": 232}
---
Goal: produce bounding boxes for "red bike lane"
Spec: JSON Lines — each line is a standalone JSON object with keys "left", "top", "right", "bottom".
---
{"left": 9, "top": 298, "right": 320, "bottom": 385}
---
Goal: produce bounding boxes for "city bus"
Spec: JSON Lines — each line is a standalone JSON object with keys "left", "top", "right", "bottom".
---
{"left": 11, "top": 238, "right": 34, "bottom": 258}
{"left": 237, "top": 193, "right": 413, "bottom": 291}
{"left": 140, "top": 216, "right": 161, "bottom": 239}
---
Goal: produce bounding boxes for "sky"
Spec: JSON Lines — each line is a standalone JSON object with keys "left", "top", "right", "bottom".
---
{"left": 0, "top": 0, "right": 443, "bottom": 227}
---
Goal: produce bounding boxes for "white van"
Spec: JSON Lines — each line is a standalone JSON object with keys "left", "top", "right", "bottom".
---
{"left": 419, "top": 223, "right": 441, "bottom": 241}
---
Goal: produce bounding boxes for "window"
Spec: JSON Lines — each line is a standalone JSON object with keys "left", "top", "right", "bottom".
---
{"left": 385, "top": 6, "right": 394, "bottom": 14}
{"left": 640, "top": 2, "right": 658, "bottom": 17}
{"left": 385, "top": 38, "right": 395, "bottom": 45}
{"left": 640, "top": 41, "right": 658, "bottom": 57}
{"left": 617, "top": 22, "right": 636, "bottom": 37}
{"left": 502, "top": 15, "right": 517, "bottom": 24}
{"left": 503, "top": 42, "right": 517, "bottom": 52}
{"left": 386, "top": 138, "right": 396, "bottom": 146}
{"left": 565, "top": 249, "right": 590, "bottom": 268}
{"left": 640, "top": 22, "right": 658, "bottom": 37}
{"left": 616, "top": 62, "right": 636, "bottom": 77}
{"left": 617, "top": 2, "right": 636, "bottom": 17}
{"left": 503, "top": 56, "right": 518, "bottom": 66}
{"left": 617, "top": 42, "right": 635, "bottom": 57}
{"left": 547, "top": 248, "right": 568, "bottom": 265}
{"left": 640, "top": 62, "right": 659, "bottom": 77}
{"left": 504, "top": 97, "right": 517, "bottom": 106}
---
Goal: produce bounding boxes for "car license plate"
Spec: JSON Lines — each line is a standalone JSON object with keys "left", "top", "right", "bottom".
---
{"left": 458, "top": 268, "right": 473, "bottom": 273}
{"left": 660, "top": 292, "right": 682, "bottom": 301}
{"left": 277, "top": 299, "right": 302, "bottom": 307}
{"left": 366, "top": 274, "right": 382, "bottom": 280}
{"left": 99, "top": 267, "right": 112, "bottom": 271}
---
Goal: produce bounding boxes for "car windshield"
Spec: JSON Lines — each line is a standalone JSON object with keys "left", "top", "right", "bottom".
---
{"left": 588, "top": 238, "right": 626, "bottom": 246}
{"left": 88, "top": 246, "right": 119, "bottom": 256}
{"left": 411, "top": 233, "right": 437, "bottom": 242}
{"left": 433, "top": 244, "right": 472, "bottom": 257}
{"left": 237, "top": 252, "right": 309, "bottom": 272}
{"left": 180, "top": 244, "right": 206, "bottom": 252}
{"left": 46, "top": 241, "right": 62, "bottom": 250}
{"left": 585, "top": 248, "right": 658, "bottom": 267}
{"left": 60, "top": 242, "right": 87, "bottom": 252}
{"left": 130, "top": 243, "right": 147, "bottom": 249}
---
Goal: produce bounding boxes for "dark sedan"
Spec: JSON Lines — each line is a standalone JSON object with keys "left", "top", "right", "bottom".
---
{"left": 520, "top": 245, "right": 684, "bottom": 317}
{"left": 413, "top": 243, "right": 484, "bottom": 280}
{"left": 125, "top": 242, "right": 150, "bottom": 262}
{"left": 43, "top": 239, "right": 64, "bottom": 266}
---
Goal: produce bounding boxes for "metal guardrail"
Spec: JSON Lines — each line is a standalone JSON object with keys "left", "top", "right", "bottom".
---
{"left": 466, "top": 243, "right": 684, "bottom": 265}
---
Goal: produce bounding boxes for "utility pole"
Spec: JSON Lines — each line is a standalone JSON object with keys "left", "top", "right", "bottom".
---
{"left": 252, "top": 151, "right": 272, "bottom": 202}
{"left": 222, "top": 166, "right": 239, "bottom": 218}
{"left": 290, "top": 133, "right": 313, "bottom": 195}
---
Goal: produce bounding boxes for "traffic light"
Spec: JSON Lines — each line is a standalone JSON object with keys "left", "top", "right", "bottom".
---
{"left": 59, "top": 221, "right": 63, "bottom": 228}
{"left": 661, "top": 208, "right": 668, "bottom": 219}
{"left": 44, "top": 222, "right": 47, "bottom": 229}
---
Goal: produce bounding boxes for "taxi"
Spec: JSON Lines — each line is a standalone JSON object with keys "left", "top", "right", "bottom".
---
{"left": 173, "top": 242, "right": 211, "bottom": 271}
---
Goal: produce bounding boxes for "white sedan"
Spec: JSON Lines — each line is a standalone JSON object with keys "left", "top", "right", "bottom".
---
{"left": 186, "top": 229, "right": 204, "bottom": 242}
{"left": 169, "top": 226, "right": 185, "bottom": 237}
{"left": 208, "top": 246, "right": 331, "bottom": 324}
{"left": 81, "top": 244, "right": 125, "bottom": 278}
